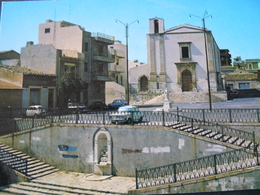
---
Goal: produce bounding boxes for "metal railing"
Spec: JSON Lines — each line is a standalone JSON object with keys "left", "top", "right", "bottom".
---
{"left": 135, "top": 148, "right": 259, "bottom": 189}
{"left": 0, "top": 145, "right": 28, "bottom": 176}
{"left": 0, "top": 109, "right": 259, "bottom": 188}
{"left": 0, "top": 110, "right": 257, "bottom": 150}
{"left": 180, "top": 108, "right": 260, "bottom": 123}
{"left": 91, "top": 32, "right": 115, "bottom": 41}
{"left": 1, "top": 107, "right": 259, "bottom": 123}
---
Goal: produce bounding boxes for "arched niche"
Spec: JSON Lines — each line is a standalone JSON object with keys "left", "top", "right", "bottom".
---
{"left": 93, "top": 128, "right": 112, "bottom": 175}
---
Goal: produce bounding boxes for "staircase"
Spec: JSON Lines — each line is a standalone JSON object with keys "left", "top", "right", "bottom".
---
{"left": 167, "top": 122, "right": 259, "bottom": 151}
{"left": 1, "top": 180, "right": 120, "bottom": 194}
{"left": 143, "top": 94, "right": 164, "bottom": 105}
{"left": 0, "top": 143, "right": 59, "bottom": 180}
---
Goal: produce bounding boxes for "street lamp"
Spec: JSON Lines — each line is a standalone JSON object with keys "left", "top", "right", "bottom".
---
{"left": 190, "top": 11, "right": 212, "bottom": 111}
{"left": 115, "top": 19, "right": 139, "bottom": 105}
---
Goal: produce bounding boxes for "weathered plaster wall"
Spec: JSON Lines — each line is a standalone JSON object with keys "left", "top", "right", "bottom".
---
{"left": 105, "top": 82, "right": 125, "bottom": 105}
{"left": 130, "top": 167, "right": 260, "bottom": 194}
{"left": 0, "top": 124, "right": 233, "bottom": 177}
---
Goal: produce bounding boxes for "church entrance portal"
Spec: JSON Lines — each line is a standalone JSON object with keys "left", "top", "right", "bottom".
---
{"left": 182, "top": 69, "right": 192, "bottom": 91}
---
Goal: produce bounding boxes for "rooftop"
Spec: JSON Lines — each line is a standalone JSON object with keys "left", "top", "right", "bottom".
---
{"left": 0, "top": 65, "right": 55, "bottom": 76}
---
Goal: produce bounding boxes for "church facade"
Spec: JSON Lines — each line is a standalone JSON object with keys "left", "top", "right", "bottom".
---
{"left": 130, "top": 18, "right": 226, "bottom": 104}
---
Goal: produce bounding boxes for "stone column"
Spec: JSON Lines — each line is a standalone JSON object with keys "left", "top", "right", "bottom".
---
{"left": 159, "top": 35, "right": 167, "bottom": 89}
{"left": 148, "top": 35, "right": 157, "bottom": 90}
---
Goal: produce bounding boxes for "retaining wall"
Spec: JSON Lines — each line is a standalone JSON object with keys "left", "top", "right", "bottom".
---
{"left": 0, "top": 124, "right": 234, "bottom": 177}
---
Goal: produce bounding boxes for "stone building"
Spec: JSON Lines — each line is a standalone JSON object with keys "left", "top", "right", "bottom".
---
{"left": 106, "top": 40, "right": 147, "bottom": 104}
{"left": 129, "top": 17, "right": 226, "bottom": 104}
{"left": 223, "top": 69, "right": 260, "bottom": 90}
{"left": 220, "top": 49, "right": 232, "bottom": 66}
{"left": 0, "top": 65, "right": 56, "bottom": 109}
{"left": 21, "top": 20, "right": 114, "bottom": 107}
{"left": 0, "top": 50, "right": 20, "bottom": 66}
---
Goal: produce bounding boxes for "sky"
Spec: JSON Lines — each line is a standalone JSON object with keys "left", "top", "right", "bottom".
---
{"left": 0, "top": 0, "right": 259, "bottom": 63}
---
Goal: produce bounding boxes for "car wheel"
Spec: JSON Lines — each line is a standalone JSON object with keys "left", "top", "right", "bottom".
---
{"left": 138, "top": 117, "right": 143, "bottom": 123}
{"left": 127, "top": 118, "right": 133, "bottom": 124}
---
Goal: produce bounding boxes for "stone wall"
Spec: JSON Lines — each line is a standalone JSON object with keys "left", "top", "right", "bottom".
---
{"left": 129, "top": 167, "right": 260, "bottom": 194}
{"left": 105, "top": 82, "right": 125, "bottom": 104}
{"left": 0, "top": 124, "right": 234, "bottom": 177}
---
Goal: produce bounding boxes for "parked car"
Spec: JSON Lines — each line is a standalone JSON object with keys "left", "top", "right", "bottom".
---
{"left": 26, "top": 105, "right": 46, "bottom": 118}
{"left": 68, "top": 102, "right": 86, "bottom": 113}
{"left": 110, "top": 105, "right": 143, "bottom": 124}
{"left": 108, "top": 99, "right": 127, "bottom": 110}
{"left": 229, "top": 89, "right": 239, "bottom": 98}
{"left": 86, "top": 101, "right": 108, "bottom": 111}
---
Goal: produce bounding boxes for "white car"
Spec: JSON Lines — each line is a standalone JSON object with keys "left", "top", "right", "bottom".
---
{"left": 26, "top": 105, "right": 46, "bottom": 118}
{"left": 110, "top": 105, "right": 143, "bottom": 124}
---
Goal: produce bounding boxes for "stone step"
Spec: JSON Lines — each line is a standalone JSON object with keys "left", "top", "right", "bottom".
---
{"left": 4, "top": 183, "right": 63, "bottom": 195}
{"left": 28, "top": 163, "right": 50, "bottom": 171}
{"left": 2, "top": 181, "right": 121, "bottom": 195}
{"left": 28, "top": 166, "right": 56, "bottom": 176}
{"left": 29, "top": 168, "right": 59, "bottom": 179}
{"left": 27, "top": 161, "right": 46, "bottom": 168}
{"left": 23, "top": 181, "right": 114, "bottom": 194}
{"left": 0, "top": 143, "right": 59, "bottom": 179}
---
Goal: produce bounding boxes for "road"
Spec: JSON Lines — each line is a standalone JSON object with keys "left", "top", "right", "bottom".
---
{"left": 139, "top": 97, "right": 260, "bottom": 111}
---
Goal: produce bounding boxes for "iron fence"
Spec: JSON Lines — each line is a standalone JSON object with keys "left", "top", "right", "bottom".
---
{"left": 181, "top": 108, "right": 260, "bottom": 123}
{"left": 0, "top": 110, "right": 257, "bottom": 150}
{"left": 135, "top": 149, "right": 259, "bottom": 189}
{"left": 0, "top": 109, "right": 259, "bottom": 187}
{"left": 1, "top": 107, "right": 260, "bottom": 124}
{"left": 0, "top": 145, "right": 28, "bottom": 176}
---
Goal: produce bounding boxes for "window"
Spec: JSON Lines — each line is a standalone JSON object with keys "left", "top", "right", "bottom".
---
{"left": 98, "top": 63, "right": 103, "bottom": 73}
{"left": 64, "top": 63, "right": 76, "bottom": 73}
{"left": 45, "top": 28, "right": 50, "bottom": 33}
{"left": 227, "top": 84, "right": 233, "bottom": 89}
{"left": 178, "top": 42, "right": 191, "bottom": 60}
{"left": 239, "top": 83, "right": 250, "bottom": 89}
{"left": 85, "top": 42, "right": 89, "bottom": 52}
{"left": 84, "top": 62, "right": 88, "bottom": 72}
{"left": 181, "top": 47, "right": 189, "bottom": 58}
{"left": 96, "top": 83, "right": 101, "bottom": 93}
{"left": 98, "top": 45, "right": 104, "bottom": 55}
{"left": 30, "top": 88, "right": 41, "bottom": 105}
{"left": 154, "top": 19, "right": 159, "bottom": 33}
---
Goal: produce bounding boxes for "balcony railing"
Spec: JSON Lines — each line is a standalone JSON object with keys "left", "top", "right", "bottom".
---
{"left": 93, "top": 55, "right": 114, "bottom": 63}
{"left": 91, "top": 32, "right": 115, "bottom": 41}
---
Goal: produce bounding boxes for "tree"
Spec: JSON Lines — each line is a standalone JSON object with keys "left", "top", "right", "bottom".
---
{"left": 57, "top": 71, "right": 84, "bottom": 107}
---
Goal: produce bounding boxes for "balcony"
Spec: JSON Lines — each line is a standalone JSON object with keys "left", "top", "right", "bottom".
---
{"left": 92, "top": 32, "right": 114, "bottom": 44}
{"left": 93, "top": 55, "right": 114, "bottom": 63}
{"left": 92, "top": 73, "right": 113, "bottom": 81}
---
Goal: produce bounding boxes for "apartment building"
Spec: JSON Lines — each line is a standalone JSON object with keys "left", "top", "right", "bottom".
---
{"left": 21, "top": 20, "right": 114, "bottom": 107}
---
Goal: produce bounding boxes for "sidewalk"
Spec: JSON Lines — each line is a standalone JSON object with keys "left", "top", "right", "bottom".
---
{"left": 34, "top": 171, "right": 136, "bottom": 194}
{"left": 140, "top": 97, "right": 260, "bottom": 111}
{"left": 173, "top": 97, "right": 260, "bottom": 109}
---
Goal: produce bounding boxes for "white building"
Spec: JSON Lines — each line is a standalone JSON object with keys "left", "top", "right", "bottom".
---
{"left": 130, "top": 17, "right": 226, "bottom": 104}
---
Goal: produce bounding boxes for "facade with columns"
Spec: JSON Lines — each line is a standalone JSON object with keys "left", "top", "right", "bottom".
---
{"left": 130, "top": 17, "right": 225, "bottom": 103}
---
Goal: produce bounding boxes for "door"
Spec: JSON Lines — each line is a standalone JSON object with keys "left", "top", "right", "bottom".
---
{"left": 182, "top": 70, "right": 192, "bottom": 92}
{"left": 140, "top": 76, "right": 148, "bottom": 91}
